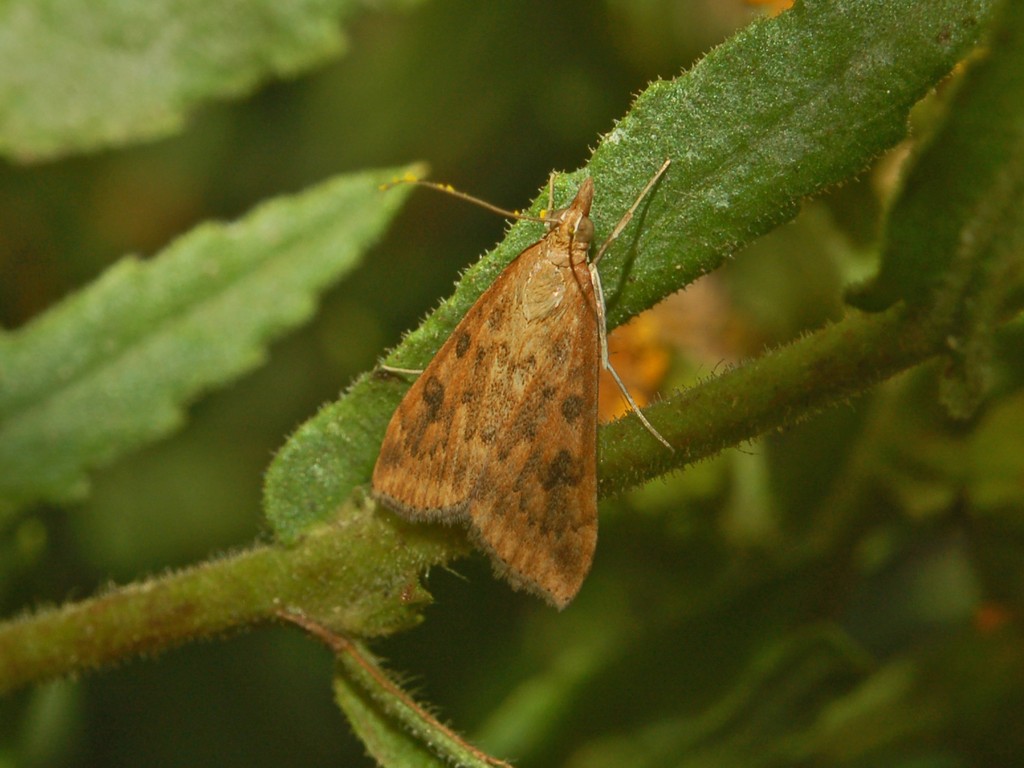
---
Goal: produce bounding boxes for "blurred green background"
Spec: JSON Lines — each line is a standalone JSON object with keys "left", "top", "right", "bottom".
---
{"left": 3, "top": 1, "right": 1022, "bottom": 766}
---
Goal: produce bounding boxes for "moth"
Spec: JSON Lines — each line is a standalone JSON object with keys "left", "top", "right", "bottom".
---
{"left": 372, "top": 160, "right": 671, "bottom": 608}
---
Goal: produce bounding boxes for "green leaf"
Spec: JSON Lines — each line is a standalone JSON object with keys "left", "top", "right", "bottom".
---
{"left": 851, "top": 0, "right": 1024, "bottom": 415}
{"left": 336, "top": 672, "right": 448, "bottom": 768}
{"left": 0, "top": 164, "right": 422, "bottom": 511}
{"left": 0, "top": 0, "right": 417, "bottom": 161}
{"left": 333, "top": 638, "right": 509, "bottom": 768}
{"left": 264, "top": 0, "right": 994, "bottom": 541}
{"left": 855, "top": 0, "right": 1024, "bottom": 311}
{"left": 387, "top": 0, "right": 997, "bottom": 363}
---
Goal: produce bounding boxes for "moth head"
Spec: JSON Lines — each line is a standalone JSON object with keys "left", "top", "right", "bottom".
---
{"left": 544, "top": 177, "right": 595, "bottom": 247}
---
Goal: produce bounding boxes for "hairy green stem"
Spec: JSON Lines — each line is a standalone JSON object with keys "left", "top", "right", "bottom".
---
{"left": 601, "top": 303, "right": 943, "bottom": 495}
{"left": 0, "top": 300, "right": 944, "bottom": 695}
{"left": 0, "top": 303, "right": 947, "bottom": 695}
{"left": 0, "top": 503, "right": 465, "bottom": 694}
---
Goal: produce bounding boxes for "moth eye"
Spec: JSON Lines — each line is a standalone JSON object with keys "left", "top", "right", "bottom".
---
{"left": 575, "top": 217, "right": 594, "bottom": 244}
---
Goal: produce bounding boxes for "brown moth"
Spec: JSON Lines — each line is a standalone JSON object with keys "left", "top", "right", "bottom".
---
{"left": 372, "top": 162, "right": 670, "bottom": 608}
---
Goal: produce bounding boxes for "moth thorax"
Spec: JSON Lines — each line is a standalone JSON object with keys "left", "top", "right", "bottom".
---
{"left": 521, "top": 257, "right": 568, "bottom": 320}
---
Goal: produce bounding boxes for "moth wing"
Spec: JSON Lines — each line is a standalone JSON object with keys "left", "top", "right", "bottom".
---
{"left": 372, "top": 245, "right": 600, "bottom": 608}
{"left": 372, "top": 241, "right": 553, "bottom": 517}
{"left": 466, "top": 258, "right": 599, "bottom": 608}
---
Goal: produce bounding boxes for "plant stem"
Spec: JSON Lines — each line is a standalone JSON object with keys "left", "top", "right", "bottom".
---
{"left": 0, "top": 302, "right": 947, "bottom": 696}
{"left": 0, "top": 504, "right": 465, "bottom": 694}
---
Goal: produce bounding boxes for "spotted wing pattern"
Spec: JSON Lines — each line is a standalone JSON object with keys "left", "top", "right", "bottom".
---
{"left": 372, "top": 182, "right": 600, "bottom": 608}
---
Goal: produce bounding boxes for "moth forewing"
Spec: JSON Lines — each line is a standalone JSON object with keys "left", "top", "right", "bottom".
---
{"left": 372, "top": 163, "right": 670, "bottom": 608}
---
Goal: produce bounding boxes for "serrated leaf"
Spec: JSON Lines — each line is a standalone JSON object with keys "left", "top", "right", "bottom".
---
{"left": 0, "top": 164, "right": 422, "bottom": 511}
{"left": 0, "top": 0, "right": 420, "bottom": 162}
{"left": 850, "top": 0, "right": 1024, "bottom": 416}
{"left": 854, "top": 0, "right": 1024, "bottom": 311}
{"left": 392, "top": 0, "right": 997, "bottom": 359}
{"left": 264, "top": 0, "right": 994, "bottom": 541}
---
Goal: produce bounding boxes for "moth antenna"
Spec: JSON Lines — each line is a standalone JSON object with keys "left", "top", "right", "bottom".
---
{"left": 592, "top": 158, "right": 671, "bottom": 267}
{"left": 381, "top": 175, "right": 548, "bottom": 223}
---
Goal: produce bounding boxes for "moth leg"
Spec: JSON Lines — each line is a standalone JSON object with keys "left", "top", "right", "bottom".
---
{"left": 592, "top": 158, "right": 671, "bottom": 267}
{"left": 590, "top": 263, "right": 673, "bottom": 451}
{"left": 377, "top": 363, "right": 424, "bottom": 376}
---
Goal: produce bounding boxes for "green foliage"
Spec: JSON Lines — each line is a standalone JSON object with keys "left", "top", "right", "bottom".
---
{"left": 334, "top": 637, "right": 504, "bottom": 768}
{"left": 0, "top": 0, "right": 421, "bottom": 161}
{"left": 0, "top": 165, "right": 420, "bottom": 512}
{"left": 852, "top": 0, "right": 1024, "bottom": 415}
{"left": 1, "top": 1, "right": 1023, "bottom": 767}
{"left": 264, "top": 0, "right": 994, "bottom": 540}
